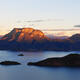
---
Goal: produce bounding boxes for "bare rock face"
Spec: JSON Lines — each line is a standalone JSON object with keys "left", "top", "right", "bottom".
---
{"left": 1, "top": 28, "right": 48, "bottom": 42}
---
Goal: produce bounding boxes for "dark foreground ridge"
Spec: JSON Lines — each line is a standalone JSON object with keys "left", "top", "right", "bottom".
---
{"left": 0, "top": 61, "right": 21, "bottom": 65}
{"left": 28, "top": 54, "right": 80, "bottom": 67}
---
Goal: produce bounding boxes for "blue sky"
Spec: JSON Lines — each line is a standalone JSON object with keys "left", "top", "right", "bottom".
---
{"left": 0, "top": 0, "right": 80, "bottom": 34}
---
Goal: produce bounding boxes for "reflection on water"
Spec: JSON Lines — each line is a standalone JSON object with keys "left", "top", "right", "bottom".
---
{"left": 0, "top": 50, "right": 80, "bottom": 80}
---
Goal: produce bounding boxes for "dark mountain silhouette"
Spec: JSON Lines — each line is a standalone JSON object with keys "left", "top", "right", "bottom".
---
{"left": 69, "top": 34, "right": 80, "bottom": 42}
{"left": 0, "top": 28, "right": 80, "bottom": 51}
{"left": 28, "top": 54, "right": 80, "bottom": 67}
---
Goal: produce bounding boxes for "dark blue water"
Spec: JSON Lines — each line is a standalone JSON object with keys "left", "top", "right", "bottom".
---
{"left": 0, "top": 50, "right": 80, "bottom": 80}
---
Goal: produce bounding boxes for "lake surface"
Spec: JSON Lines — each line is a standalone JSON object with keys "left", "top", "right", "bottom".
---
{"left": 0, "top": 50, "right": 80, "bottom": 80}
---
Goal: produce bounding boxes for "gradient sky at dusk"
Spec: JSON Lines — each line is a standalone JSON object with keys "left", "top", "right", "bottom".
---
{"left": 0, "top": 0, "right": 80, "bottom": 35}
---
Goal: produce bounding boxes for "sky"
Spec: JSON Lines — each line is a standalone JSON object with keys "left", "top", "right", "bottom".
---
{"left": 0, "top": 0, "right": 80, "bottom": 35}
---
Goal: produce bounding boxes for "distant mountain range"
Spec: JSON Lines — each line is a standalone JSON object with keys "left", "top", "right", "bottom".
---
{"left": 46, "top": 34, "right": 68, "bottom": 39}
{"left": 0, "top": 28, "right": 80, "bottom": 51}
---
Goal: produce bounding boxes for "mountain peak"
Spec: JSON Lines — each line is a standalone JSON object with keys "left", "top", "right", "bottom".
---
{"left": 69, "top": 34, "right": 80, "bottom": 42}
{"left": 1, "top": 28, "right": 48, "bottom": 42}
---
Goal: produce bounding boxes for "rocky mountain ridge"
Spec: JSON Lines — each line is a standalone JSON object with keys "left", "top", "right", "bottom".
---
{"left": 0, "top": 28, "right": 80, "bottom": 51}
{"left": 1, "top": 28, "right": 49, "bottom": 42}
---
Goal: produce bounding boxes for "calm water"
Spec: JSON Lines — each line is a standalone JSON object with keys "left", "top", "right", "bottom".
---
{"left": 0, "top": 50, "right": 80, "bottom": 80}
